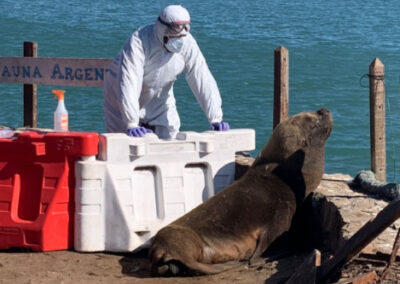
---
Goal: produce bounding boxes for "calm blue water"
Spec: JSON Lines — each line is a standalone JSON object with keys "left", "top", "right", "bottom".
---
{"left": 1, "top": 1, "right": 400, "bottom": 180}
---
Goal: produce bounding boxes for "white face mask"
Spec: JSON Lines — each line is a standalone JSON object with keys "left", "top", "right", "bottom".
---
{"left": 164, "top": 37, "right": 184, "bottom": 53}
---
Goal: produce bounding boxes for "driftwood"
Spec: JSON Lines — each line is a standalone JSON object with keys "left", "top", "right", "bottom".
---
{"left": 317, "top": 198, "right": 400, "bottom": 283}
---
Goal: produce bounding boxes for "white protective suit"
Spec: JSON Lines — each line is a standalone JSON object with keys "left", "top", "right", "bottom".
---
{"left": 103, "top": 5, "right": 224, "bottom": 139}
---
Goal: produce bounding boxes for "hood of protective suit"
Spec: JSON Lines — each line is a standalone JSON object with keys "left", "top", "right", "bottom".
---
{"left": 154, "top": 5, "right": 191, "bottom": 44}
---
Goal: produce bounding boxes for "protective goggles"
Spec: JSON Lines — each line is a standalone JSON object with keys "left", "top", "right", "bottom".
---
{"left": 158, "top": 17, "right": 191, "bottom": 35}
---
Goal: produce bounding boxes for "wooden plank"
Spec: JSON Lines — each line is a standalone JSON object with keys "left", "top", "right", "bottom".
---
{"left": 0, "top": 57, "right": 113, "bottom": 87}
{"left": 23, "top": 42, "right": 38, "bottom": 127}
{"left": 273, "top": 46, "right": 289, "bottom": 129}
{"left": 369, "top": 58, "right": 386, "bottom": 182}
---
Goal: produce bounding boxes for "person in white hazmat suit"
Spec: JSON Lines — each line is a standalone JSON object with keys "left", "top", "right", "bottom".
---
{"left": 103, "top": 5, "right": 230, "bottom": 139}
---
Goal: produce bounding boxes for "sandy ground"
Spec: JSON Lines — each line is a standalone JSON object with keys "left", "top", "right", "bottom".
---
{"left": 2, "top": 173, "right": 400, "bottom": 283}
{"left": 0, "top": 248, "right": 280, "bottom": 284}
{"left": 2, "top": 248, "right": 400, "bottom": 283}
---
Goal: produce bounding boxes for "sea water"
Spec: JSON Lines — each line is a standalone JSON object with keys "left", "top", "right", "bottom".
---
{"left": 1, "top": 0, "right": 400, "bottom": 180}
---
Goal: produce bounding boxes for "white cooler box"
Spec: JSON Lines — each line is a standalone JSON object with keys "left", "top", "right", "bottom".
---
{"left": 74, "top": 129, "right": 255, "bottom": 252}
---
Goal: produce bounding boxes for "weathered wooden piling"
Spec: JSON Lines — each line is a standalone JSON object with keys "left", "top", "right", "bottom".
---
{"left": 273, "top": 46, "right": 289, "bottom": 129}
{"left": 23, "top": 41, "right": 38, "bottom": 127}
{"left": 369, "top": 58, "right": 386, "bottom": 183}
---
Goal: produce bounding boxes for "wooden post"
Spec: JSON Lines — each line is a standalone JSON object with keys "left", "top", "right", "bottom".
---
{"left": 23, "top": 41, "right": 38, "bottom": 127}
{"left": 369, "top": 58, "right": 386, "bottom": 183}
{"left": 273, "top": 46, "right": 289, "bottom": 129}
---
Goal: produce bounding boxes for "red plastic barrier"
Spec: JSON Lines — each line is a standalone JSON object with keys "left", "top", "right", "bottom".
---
{"left": 0, "top": 131, "right": 98, "bottom": 251}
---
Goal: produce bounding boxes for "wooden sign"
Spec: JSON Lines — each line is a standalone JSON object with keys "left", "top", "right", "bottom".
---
{"left": 0, "top": 57, "right": 113, "bottom": 87}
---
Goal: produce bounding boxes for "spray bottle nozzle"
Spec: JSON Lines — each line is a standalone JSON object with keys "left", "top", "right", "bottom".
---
{"left": 52, "top": 89, "right": 65, "bottom": 100}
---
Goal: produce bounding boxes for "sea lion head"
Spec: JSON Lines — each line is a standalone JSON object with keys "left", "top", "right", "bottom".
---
{"left": 254, "top": 108, "right": 333, "bottom": 197}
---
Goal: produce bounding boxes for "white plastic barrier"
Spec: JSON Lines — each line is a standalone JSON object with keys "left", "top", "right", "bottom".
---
{"left": 74, "top": 129, "right": 255, "bottom": 252}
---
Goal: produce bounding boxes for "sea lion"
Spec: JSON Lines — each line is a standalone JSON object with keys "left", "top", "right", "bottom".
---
{"left": 149, "top": 108, "right": 333, "bottom": 276}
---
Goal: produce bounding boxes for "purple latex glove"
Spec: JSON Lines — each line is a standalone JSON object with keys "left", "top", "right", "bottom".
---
{"left": 127, "top": 126, "right": 153, "bottom": 137}
{"left": 210, "top": 121, "right": 230, "bottom": 131}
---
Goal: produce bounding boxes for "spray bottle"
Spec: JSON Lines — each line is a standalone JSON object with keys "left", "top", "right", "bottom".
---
{"left": 52, "top": 89, "right": 68, "bottom": 132}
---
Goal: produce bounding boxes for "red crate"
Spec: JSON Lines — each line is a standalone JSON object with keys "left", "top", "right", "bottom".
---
{"left": 0, "top": 131, "right": 98, "bottom": 251}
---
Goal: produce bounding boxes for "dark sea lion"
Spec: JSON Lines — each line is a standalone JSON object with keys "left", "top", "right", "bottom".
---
{"left": 149, "top": 108, "right": 333, "bottom": 276}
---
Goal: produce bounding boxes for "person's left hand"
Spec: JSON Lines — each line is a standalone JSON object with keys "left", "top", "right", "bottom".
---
{"left": 210, "top": 121, "right": 230, "bottom": 131}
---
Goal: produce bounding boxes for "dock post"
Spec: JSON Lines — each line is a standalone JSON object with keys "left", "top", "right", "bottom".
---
{"left": 369, "top": 58, "right": 386, "bottom": 182}
{"left": 273, "top": 46, "right": 289, "bottom": 129}
{"left": 23, "top": 41, "right": 38, "bottom": 127}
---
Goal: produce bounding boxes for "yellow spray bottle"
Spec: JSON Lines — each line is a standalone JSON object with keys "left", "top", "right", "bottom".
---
{"left": 52, "top": 89, "right": 68, "bottom": 132}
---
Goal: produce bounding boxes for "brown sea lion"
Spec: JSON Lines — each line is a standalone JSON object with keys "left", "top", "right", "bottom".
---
{"left": 149, "top": 108, "right": 333, "bottom": 276}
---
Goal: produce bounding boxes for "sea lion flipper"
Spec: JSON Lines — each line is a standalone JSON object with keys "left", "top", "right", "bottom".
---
{"left": 184, "top": 259, "right": 245, "bottom": 275}
{"left": 154, "top": 258, "right": 244, "bottom": 276}
{"left": 248, "top": 228, "right": 272, "bottom": 265}
{"left": 249, "top": 201, "right": 295, "bottom": 265}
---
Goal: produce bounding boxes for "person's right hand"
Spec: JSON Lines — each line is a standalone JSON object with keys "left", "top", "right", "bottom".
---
{"left": 126, "top": 126, "right": 153, "bottom": 137}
